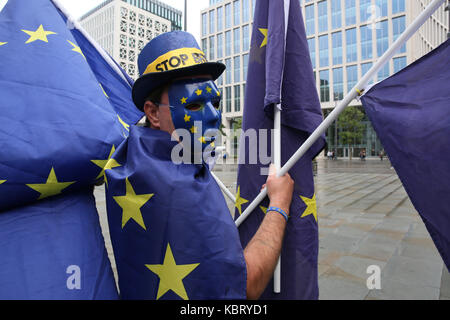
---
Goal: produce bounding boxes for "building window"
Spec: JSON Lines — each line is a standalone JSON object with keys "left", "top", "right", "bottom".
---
{"left": 138, "top": 40, "right": 144, "bottom": 50}
{"left": 202, "top": 38, "right": 208, "bottom": 57}
{"left": 155, "top": 21, "right": 160, "bottom": 32}
{"left": 331, "top": 0, "right": 342, "bottom": 29}
{"left": 120, "top": 7, "right": 128, "bottom": 19}
{"left": 376, "top": 0, "right": 388, "bottom": 18}
{"left": 346, "top": 65, "right": 358, "bottom": 93}
{"left": 234, "top": 56, "right": 240, "bottom": 82}
{"left": 146, "top": 17, "right": 153, "bottom": 28}
{"left": 129, "top": 50, "right": 135, "bottom": 62}
{"left": 333, "top": 68, "right": 344, "bottom": 100}
{"left": 225, "top": 86, "right": 232, "bottom": 112}
{"left": 392, "top": 0, "right": 405, "bottom": 14}
{"left": 120, "top": 47, "right": 127, "bottom": 59}
{"left": 345, "top": 0, "right": 356, "bottom": 26}
{"left": 376, "top": 20, "right": 389, "bottom": 57}
{"left": 361, "top": 62, "right": 373, "bottom": 85}
{"left": 319, "top": 34, "right": 329, "bottom": 67}
{"left": 378, "top": 62, "right": 390, "bottom": 81}
{"left": 120, "top": 34, "right": 127, "bottom": 46}
{"left": 217, "top": 6, "right": 223, "bottom": 32}
{"left": 129, "top": 23, "right": 136, "bottom": 36}
{"left": 242, "top": 24, "right": 250, "bottom": 51}
{"left": 129, "top": 10, "right": 136, "bottom": 22}
{"left": 233, "top": 0, "right": 240, "bottom": 26}
{"left": 319, "top": 70, "right": 330, "bottom": 102}
{"left": 129, "top": 37, "right": 136, "bottom": 48}
{"left": 234, "top": 85, "right": 241, "bottom": 112}
{"left": 332, "top": 31, "right": 342, "bottom": 65}
{"left": 360, "top": 25, "right": 372, "bottom": 60}
{"left": 225, "top": 58, "right": 232, "bottom": 84}
{"left": 138, "top": 14, "right": 145, "bottom": 26}
{"left": 202, "top": 13, "right": 207, "bottom": 36}
{"left": 307, "top": 37, "right": 316, "bottom": 69}
{"left": 393, "top": 16, "right": 406, "bottom": 53}
{"left": 360, "top": 0, "right": 371, "bottom": 23}
{"left": 346, "top": 28, "right": 357, "bottom": 62}
{"left": 209, "top": 36, "right": 215, "bottom": 60}
{"left": 242, "top": 0, "right": 250, "bottom": 23}
{"left": 225, "top": 3, "right": 232, "bottom": 29}
{"left": 393, "top": 56, "right": 407, "bottom": 73}
{"left": 243, "top": 53, "right": 249, "bottom": 81}
{"left": 225, "top": 30, "right": 232, "bottom": 56}
{"left": 233, "top": 28, "right": 240, "bottom": 54}
{"left": 209, "top": 10, "right": 215, "bottom": 34}
{"left": 305, "top": 4, "right": 315, "bottom": 36}
{"left": 138, "top": 27, "right": 145, "bottom": 38}
{"left": 120, "top": 20, "right": 127, "bottom": 32}
{"left": 318, "top": 1, "right": 328, "bottom": 33}
{"left": 217, "top": 33, "right": 223, "bottom": 58}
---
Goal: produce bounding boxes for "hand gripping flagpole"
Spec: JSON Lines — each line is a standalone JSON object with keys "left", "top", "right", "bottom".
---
{"left": 50, "top": 0, "right": 132, "bottom": 87}
{"left": 236, "top": 0, "right": 447, "bottom": 222}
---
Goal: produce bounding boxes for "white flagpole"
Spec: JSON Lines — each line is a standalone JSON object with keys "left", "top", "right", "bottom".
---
{"left": 236, "top": 0, "right": 447, "bottom": 227}
{"left": 50, "top": 0, "right": 132, "bottom": 87}
{"left": 272, "top": 0, "right": 291, "bottom": 294}
{"left": 211, "top": 172, "right": 236, "bottom": 203}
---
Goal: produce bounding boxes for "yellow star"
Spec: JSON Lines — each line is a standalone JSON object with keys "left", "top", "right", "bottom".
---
{"left": 22, "top": 24, "right": 57, "bottom": 44}
{"left": 113, "top": 177, "right": 154, "bottom": 230}
{"left": 91, "top": 145, "right": 121, "bottom": 186}
{"left": 198, "top": 136, "right": 206, "bottom": 144}
{"left": 68, "top": 40, "right": 86, "bottom": 59}
{"left": 210, "top": 141, "right": 215, "bottom": 148}
{"left": 184, "top": 114, "right": 191, "bottom": 122}
{"left": 189, "top": 125, "right": 198, "bottom": 134}
{"left": 260, "top": 205, "right": 267, "bottom": 214}
{"left": 26, "top": 167, "right": 75, "bottom": 200}
{"left": 117, "top": 114, "right": 130, "bottom": 131}
{"left": 195, "top": 89, "right": 202, "bottom": 96}
{"left": 205, "top": 86, "right": 212, "bottom": 93}
{"left": 0, "top": 180, "right": 5, "bottom": 185}
{"left": 0, "top": 42, "right": 7, "bottom": 46}
{"left": 145, "top": 243, "right": 200, "bottom": 300}
{"left": 235, "top": 186, "right": 249, "bottom": 216}
{"left": 99, "top": 84, "right": 109, "bottom": 98}
{"left": 300, "top": 193, "right": 318, "bottom": 222}
{"left": 180, "top": 97, "right": 188, "bottom": 104}
{"left": 217, "top": 91, "right": 221, "bottom": 96}
{"left": 259, "top": 28, "right": 268, "bottom": 48}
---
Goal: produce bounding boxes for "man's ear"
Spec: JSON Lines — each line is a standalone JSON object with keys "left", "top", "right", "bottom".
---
{"left": 143, "top": 101, "right": 160, "bottom": 129}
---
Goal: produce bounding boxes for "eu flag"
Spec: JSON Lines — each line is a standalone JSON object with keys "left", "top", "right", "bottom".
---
{"left": 105, "top": 126, "right": 247, "bottom": 300}
{"left": 235, "top": 0, "right": 325, "bottom": 299}
{"left": 361, "top": 39, "right": 450, "bottom": 270}
{"left": 0, "top": 0, "right": 142, "bottom": 211}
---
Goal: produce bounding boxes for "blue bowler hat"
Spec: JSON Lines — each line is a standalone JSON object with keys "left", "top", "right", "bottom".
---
{"left": 132, "top": 31, "right": 225, "bottom": 110}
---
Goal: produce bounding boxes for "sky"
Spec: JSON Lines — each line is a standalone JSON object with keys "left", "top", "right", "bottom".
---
{"left": 58, "top": 0, "right": 209, "bottom": 42}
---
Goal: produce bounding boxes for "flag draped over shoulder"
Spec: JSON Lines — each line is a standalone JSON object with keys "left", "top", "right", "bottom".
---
{"left": 0, "top": 0, "right": 142, "bottom": 211}
{"left": 105, "top": 126, "right": 247, "bottom": 300}
{"left": 235, "top": 0, "right": 325, "bottom": 299}
{"left": 361, "top": 39, "right": 450, "bottom": 270}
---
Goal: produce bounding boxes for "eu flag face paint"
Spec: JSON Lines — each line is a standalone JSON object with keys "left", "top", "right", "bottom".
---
{"left": 168, "top": 79, "right": 222, "bottom": 153}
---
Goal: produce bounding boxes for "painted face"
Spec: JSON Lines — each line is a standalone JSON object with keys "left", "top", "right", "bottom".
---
{"left": 168, "top": 78, "right": 222, "bottom": 153}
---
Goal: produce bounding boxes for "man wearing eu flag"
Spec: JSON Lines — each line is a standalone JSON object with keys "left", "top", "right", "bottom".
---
{"left": 105, "top": 31, "right": 294, "bottom": 300}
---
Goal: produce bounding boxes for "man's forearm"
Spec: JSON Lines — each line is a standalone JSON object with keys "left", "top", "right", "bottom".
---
{"left": 243, "top": 202, "right": 288, "bottom": 300}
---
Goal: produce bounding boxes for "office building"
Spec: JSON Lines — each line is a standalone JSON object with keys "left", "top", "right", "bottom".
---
{"left": 80, "top": 0, "right": 182, "bottom": 80}
{"left": 201, "top": 0, "right": 449, "bottom": 158}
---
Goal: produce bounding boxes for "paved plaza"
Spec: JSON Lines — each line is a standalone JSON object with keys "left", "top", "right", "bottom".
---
{"left": 94, "top": 158, "right": 450, "bottom": 300}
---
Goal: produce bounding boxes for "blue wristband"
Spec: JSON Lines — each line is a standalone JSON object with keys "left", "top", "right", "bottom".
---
{"left": 267, "top": 206, "right": 289, "bottom": 222}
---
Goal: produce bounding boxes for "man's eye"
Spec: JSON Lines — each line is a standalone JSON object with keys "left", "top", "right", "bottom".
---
{"left": 212, "top": 101, "right": 220, "bottom": 109}
{"left": 185, "top": 103, "right": 202, "bottom": 111}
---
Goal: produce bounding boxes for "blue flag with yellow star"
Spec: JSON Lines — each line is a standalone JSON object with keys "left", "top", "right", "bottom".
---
{"left": 0, "top": 0, "right": 142, "bottom": 211}
{"left": 105, "top": 126, "right": 247, "bottom": 300}
{"left": 235, "top": 0, "right": 325, "bottom": 299}
{"left": 361, "top": 39, "right": 450, "bottom": 270}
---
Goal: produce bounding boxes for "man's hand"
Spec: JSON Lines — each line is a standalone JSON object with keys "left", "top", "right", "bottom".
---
{"left": 265, "top": 164, "right": 294, "bottom": 214}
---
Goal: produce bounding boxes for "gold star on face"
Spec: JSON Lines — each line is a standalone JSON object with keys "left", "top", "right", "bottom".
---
{"left": 195, "top": 89, "right": 203, "bottom": 96}
{"left": 235, "top": 186, "right": 249, "bottom": 216}
{"left": 205, "top": 86, "right": 212, "bottom": 93}
{"left": 113, "top": 177, "right": 154, "bottom": 230}
{"left": 300, "top": 193, "right": 318, "bottom": 222}
{"left": 259, "top": 28, "right": 268, "bottom": 48}
{"left": 22, "top": 24, "right": 57, "bottom": 44}
{"left": 26, "top": 167, "right": 75, "bottom": 200}
{"left": 0, "top": 42, "right": 7, "bottom": 46}
{"left": 184, "top": 114, "right": 191, "bottom": 122}
{"left": 145, "top": 243, "right": 200, "bottom": 300}
{"left": 68, "top": 40, "right": 86, "bottom": 59}
{"left": 180, "top": 97, "right": 188, "bottom": 104}
{"left": 190, "top": 125, "right": 198, "bottom": 134}
{"left": 91, "top": 145, "right": 121, "bottom": 186}
{"left": 198, "top": 136, "right": 206, "bottom": 144}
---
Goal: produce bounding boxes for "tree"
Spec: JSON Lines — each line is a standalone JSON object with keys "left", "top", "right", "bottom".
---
{"left": 337, "top": 106, "right": 365, "bottom": 158}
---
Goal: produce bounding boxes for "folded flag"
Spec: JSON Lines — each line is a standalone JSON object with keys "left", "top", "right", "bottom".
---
{"left": 361, "top": 39, "right": 450, "bottom": 270}
{"left": 235, "top": 0, "right": 325, "bottom": 299}
{"left": 105, "top": 126, "right": 247, "bottom": 300}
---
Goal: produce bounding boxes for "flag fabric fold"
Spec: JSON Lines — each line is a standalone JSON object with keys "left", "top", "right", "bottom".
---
{"left": 235, "top": 0, "right": 325, "bottom": 299}
{"left": 361, "top": 39, "right": 450, "bottom": 270}
{"left": 0, "top": 0, "right": 142, "bottom": 211}
{"left": 105, "top": 126, "right": 247, "bottom": 300}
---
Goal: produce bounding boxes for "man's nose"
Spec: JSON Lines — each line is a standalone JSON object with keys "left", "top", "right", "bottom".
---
{"left": 203, "top": 102, "right": 220, "bottom": 127}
